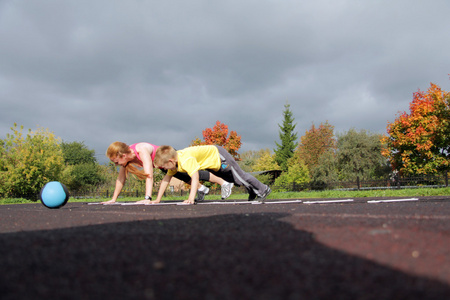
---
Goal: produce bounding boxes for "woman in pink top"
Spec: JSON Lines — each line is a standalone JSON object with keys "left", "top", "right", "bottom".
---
{"left": 102, "top": 141, "right": 225, "bottom": 204}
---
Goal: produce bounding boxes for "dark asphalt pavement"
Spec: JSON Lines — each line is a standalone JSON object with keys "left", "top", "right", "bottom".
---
{"left": 0, "top": 196, "right": 449, "bottom": 299}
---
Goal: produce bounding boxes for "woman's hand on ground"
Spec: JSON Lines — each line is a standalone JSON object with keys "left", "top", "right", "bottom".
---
{"left": 101, "top": 199, "right": 116, "bottom": 205}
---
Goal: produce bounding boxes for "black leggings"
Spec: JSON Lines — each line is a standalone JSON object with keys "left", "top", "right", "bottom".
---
{"left": 161, "top": 169, "right": 210, "bottom": 183}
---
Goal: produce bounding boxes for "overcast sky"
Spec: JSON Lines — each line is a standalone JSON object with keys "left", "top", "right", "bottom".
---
{"left": 1, "top": 0, "right": 449, "bottom": 164}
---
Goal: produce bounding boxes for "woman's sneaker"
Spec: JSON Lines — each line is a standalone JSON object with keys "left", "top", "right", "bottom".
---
{"left": 221, "top": 182, "right": 234, "bottom": 200}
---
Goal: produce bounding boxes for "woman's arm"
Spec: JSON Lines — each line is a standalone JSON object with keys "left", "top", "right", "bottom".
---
{"left": 102, "top": 166, "right": 127, "bottom": 204}
{"left": 137, "top": 143, "right": 155, "bottom": 199}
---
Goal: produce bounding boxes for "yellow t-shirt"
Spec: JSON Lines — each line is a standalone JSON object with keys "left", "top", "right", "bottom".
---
{"left": 168, "top": 145, "right": 221, "bottom": 177}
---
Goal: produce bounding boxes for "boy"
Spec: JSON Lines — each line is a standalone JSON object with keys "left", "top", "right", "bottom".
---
{"left": 153, "top": 145, "right": 271, "bottom": 204}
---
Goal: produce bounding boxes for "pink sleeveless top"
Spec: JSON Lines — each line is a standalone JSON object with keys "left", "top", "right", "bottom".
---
{"left": 129, "top": 143, "right": 159, "bottom": 165}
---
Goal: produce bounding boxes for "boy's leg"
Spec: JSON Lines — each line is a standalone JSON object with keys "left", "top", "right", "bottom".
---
{"left": 215, "top": 146, "right": 270, "bottom": 199}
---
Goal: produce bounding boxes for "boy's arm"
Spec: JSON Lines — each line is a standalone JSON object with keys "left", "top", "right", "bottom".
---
{"left": 153, "top": 174, "right": 172, "bottom": 203}
{"left": 184, "top": 171, "right": 199, "bottom": 204}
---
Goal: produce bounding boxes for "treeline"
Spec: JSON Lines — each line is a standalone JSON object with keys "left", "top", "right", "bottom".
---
{"left": 237, "top": 116, "right": 389, "bottom": 190}
{"left": 1, "top": 82, "right": 449, "bottom": 199}
{"left": 249, "top": 82, "right": 450, "bottom": 191}
{"left": 0, "top": 119, "right": 390, "bottom": 198}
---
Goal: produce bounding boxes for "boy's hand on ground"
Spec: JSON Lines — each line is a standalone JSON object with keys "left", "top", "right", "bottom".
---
{"left": 136, "top": 199, "right": 161, "bottom": 204}
{"left": 183, "top": 199, "right": 195, "bottom": 205}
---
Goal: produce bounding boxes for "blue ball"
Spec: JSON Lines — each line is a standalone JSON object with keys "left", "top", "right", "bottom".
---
{"left": 39, "top": 181, "right": 70, "bottom": 209}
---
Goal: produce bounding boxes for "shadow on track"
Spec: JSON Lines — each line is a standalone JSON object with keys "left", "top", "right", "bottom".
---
{"left": 1, "top": 213, "right": 449, "bottom": 300}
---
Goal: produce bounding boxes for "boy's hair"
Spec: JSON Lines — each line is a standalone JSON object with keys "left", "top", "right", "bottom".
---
{"left": 154, "top": 145, "right": 177, "bottom": 168}
{"left": 106, "top": 141, "right": 148, "bottom": 180}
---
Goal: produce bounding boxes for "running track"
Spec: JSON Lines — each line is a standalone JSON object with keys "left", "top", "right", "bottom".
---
{"left": 1, "top": 196, "right": 449, "bottom": 299}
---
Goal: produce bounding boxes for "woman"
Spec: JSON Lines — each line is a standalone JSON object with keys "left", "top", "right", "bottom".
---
{"left": 101, "top": 142, "right": 226, "bottom": 204}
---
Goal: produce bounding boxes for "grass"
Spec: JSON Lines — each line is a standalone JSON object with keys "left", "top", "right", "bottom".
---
{"left": 2, "top": 187, "right": 449, "bottom": 205}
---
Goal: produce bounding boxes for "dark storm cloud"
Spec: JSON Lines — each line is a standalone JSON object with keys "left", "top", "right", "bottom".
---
{"left": 1, "top": 0, "right": 449, "bottom": 163}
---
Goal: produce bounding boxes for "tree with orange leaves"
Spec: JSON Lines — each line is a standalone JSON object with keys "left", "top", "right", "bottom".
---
{"left": 382, "top": 83, "right": 450, "bottom": 175}
{"left": 191, "top": 121, "right": 242, "bottom": 159}
{"left": 297, "top": 121, "right": 336, "bottom": 175}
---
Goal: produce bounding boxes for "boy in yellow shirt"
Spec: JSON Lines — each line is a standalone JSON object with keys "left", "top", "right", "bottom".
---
{"left": 153, "top": 145, "right": 271, "bottom": 204}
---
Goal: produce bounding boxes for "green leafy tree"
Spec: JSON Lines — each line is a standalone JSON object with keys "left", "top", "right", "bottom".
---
{"left": 62, "top": 163, "right": 105, "bottom": 192}
{"left": 61, "top": 141, "right": 97, "bottom": 165}
{"left": 0, "top": 124, "right": 64, "bottom": 199}
{"left": 273, "top": 154, "right": 309, "bottom": 191}
{"left": 237, "top": 150, "right": 258, "bottom": 172}
{"left": 337, "top": 129, "right": 388, "bottom": 180}
{"left": 61, "top": 141, "right": 104, "bottom": 192}
{"left": 253, "top": 149, "right": 280, "bottom": 172}
{"left": 310, "top": 150, "right": 338, "bottom": 186}
{"left": 274, "top": 102, "right": 298, "bottom": 171}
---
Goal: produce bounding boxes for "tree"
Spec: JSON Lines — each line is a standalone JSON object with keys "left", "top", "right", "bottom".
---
{"left": 61, "top": 141, "right": 97, "bottom": 165}
{"left": 191, "top": 121, "right": 242, "bottom": 159}
{"left": 237, "top": 150, "right": 258, "bottom": 172}
{"left": 60, "top": 141, "right": 104, "bottom": 192}
{"left": 382, "top": 83, "right": 450, "bottom": 175}
{"left": 0, "top": 124, "right": 64, "bottom": 199}
{"left": 253, "top": 149, "right": 280, "bottom": 172}
{"left": 273, "top": 154, "right": 309, "bottom": 191}
{"left": 310, "top": 150, "right": 338, "bottom": 186}
{"left": 274, "top": 102, "right": 298, "bottom": 171}
{"left": 297, "top": 121, "right": 336, "bottom": 176}
{"left": 337, "top": 129, "right": 388, "bottom": 180}
{"left": 62, "top": 164, "right": 104, "bottom": 191}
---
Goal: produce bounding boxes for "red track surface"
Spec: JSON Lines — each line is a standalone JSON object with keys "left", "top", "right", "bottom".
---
{"left": 1, "top": 196, "right": 449, "bottom": 299}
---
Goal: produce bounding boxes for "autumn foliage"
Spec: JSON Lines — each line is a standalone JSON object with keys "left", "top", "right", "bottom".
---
{"left": 382, "top": 83, "right": 450, "bottom": 175}
{"left": 297, "top": 121, "right": 336, "bottom": 174}
{"left": 191, "top": 121, "right": 242, "bottom": 159}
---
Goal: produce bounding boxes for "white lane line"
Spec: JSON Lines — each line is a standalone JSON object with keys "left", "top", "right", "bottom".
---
{"left": 291, "top": 212, "right": 449, "bottom": 220}
{"left": 86, "top": 198, "right": 424, "bottom": 206}
{"left": 87, "top": 202, "right": 178, "bottom": 206}
{"left": 199, "top": 200, "right": 302, "bottom": 205}
{"left": 265, "top": 200, "right": 303, "bottom": 204}
{"left": 199, "top": 201, "right": 260, "bottom": 205}
{"left": 303, "top": 199, "right": 354, "bottom": 204}
{"left": 89, "top": 200, "right": 302, "bottom": 206}
{"left": 122, "top": 202, "right": 179, "bottom": 206}
{"left": 367, "top": 198, "right": 419, "bottom": 203}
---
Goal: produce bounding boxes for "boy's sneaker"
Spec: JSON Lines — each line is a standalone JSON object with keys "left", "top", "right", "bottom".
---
{"left": 256, "top": 186, "right": 271, "bottom": 203}
{"left": 195, "top": 187, "right": 209, "bottom": 202}
{"left": 221, "top": 182, "right": 234, "bottom": 200}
